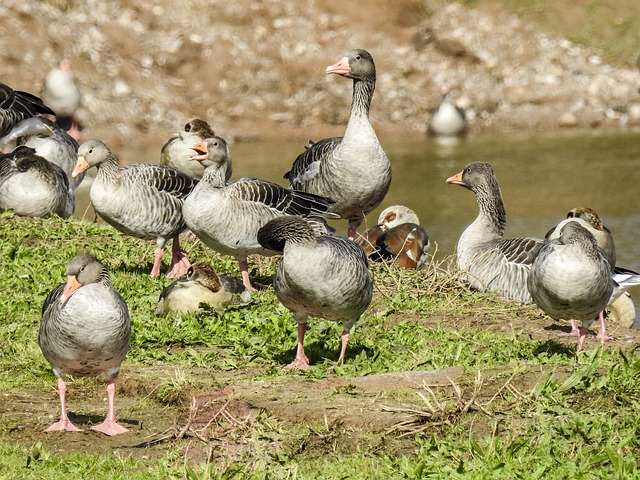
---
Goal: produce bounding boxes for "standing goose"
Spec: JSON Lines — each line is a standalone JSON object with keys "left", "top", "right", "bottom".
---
{"left": 0, "top": 145, "right": 74, "bottom": 218}
{"left": 284, "top": 49, "right": 392, "bottom": 240}
{"left": 528, "top": 222, "right": 614, "bottom": 351}
{"left": 160, "top": 118, "right": 232, "bottom": 180}
{"left": 41, "top": 59, "right": 82, "bottom": 140}
{"left": 0, "top": 82, "right": 56, "bottom": 148}
{"left": 446, "top": 162, "right": 544, "bottom": 303}
{"left": 183, "top": 136, "right": 336, "bottom": 291}
{"left": 39, "top": 253, "right": 131, "bottom": 435}
{"left": 72, "top": 139, "right": 197, "bottom": 278}
{"left": 356, "top": 205, "right": 430, "bottom": 269}
{"left": 427, "top": 86, "right": 468, "bottom": 138}
{"left": 257, "top": 216, "right": 373, "bottom": 370}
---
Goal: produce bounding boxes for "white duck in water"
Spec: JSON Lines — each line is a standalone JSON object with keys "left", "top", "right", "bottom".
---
{"left": 427, "top": 86, "right": 468, "bottom": 138}
{"left": 284, "top": 49, "right": 392, "bottom": 240}
{"left": 258, "top": 216, "right": 373, "bottom": 370}
{"left": 39, "top": 253, "right": 131, "bottom": 435}
{"left": 72, "top": 139, "right": 198, "bottom": 278}
{"left": 41, "top": 59, "right": 82, "bottom": 140}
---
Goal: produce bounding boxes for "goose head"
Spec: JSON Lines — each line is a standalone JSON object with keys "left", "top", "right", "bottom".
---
{"left": 73, "top": 139, "right": 113, "bottom": 178}
{"left": 189, "top": 136, "right": 230, "bottom": 169}
{"left": 326, "top": 49, "right": 376, "bottom": 83}
{"left": 377, "top": 205, "right": 420, "bottom": 230}
{"left": 60, "top": 253, "right": 109, "bottom": 302}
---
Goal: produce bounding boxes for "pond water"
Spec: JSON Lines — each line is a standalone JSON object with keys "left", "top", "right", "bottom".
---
{"left": 74, "top": 128, "right": 640, "bottom": 324}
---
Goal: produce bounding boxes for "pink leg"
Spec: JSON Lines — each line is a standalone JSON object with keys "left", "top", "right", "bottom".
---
{"left": 284, "top": 322, "right": 310, "bottom": 371}
{"left": 166, "top": 237, "right": 191, "bottom": 278}
{"left": 66, "top": 118, "right": 81, "bottom": 141}
{"left": 150, "top": 247, "right": 164, "bottom": 278}
{"left": 347, "top": 226, "right": 357, "bottom": 241}
{"left": 337, "top": 329, "right": 350, "bottom": 365}
{"left": 238, "top": 258, "right": 254, "bottom": 291}
{"left": 596, "top": 311, "right": 616, "bottom": 342}
{"left": 557, "top": 319, "right": 581, "bottom": 337}
{"left": 90, "top": 380, "right": 128, "bottom": 436}
{"left": 577, "top": 326, "right": 590, "bottom": 352}
{"left": 45, "top": 377, "right": 83, "bottom": 432}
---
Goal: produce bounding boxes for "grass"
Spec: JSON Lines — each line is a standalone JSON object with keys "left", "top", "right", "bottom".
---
{"left": 1, "top": 211, "right": 639, "bottom": 479}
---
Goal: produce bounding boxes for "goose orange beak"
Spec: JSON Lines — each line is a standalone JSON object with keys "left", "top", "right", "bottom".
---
{"left": 60, "top": 275, "right": 81, "bottom": 302}
{"left": 446, "top": 171, "right": 464, "bottom": 185}
{"left": 71, "top": 156, "right": 90, "bottom": 178}
{"left": 189, "top": 141, "right": 208, "bottom": 161}
{"left": 326, "top": 57, "right": 350, "bottom": 75}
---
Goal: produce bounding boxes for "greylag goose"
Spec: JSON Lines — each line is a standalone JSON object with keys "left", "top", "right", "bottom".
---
{"left": 41, "top": 59, "right": 82, "bottom": 139}
{"left": 160, "top": 119, "right": 230, "bottom": 180}
{"left": 16, "top": 116, "right": 83, "bottom": 190}
{"left": 0, "top": 82, "right": 56, "bottom": 148}
{"left": 183, "top": 136, "right": 336, "bottom": 291}
{"left": 527, "top": 222, "right": 614, "bottom": 351}
{"left": 72, "top": 139, "right": 198, "bottom": 278}
{"left": 39, "top": 253, "right": 131, "bottom": 435}
{"left": 0, "top": 145, "right": 74, "bottom": 218}
{"left": 427, "top": 87, "right": 468, "bottom": 137}
{"left": 356, "top": 205, "right": 430, "bottom": 269}
{"left": 257, "top": 215, "right": 373, "bottom": 370}
{"left": 156, "top": 261, "right": 251, "bottom": 316}
{"left": 283, "top": 49, "right": 392, "bottom": 240}
{"left": 446, "top": 162, "right": 544, "bottom": 303}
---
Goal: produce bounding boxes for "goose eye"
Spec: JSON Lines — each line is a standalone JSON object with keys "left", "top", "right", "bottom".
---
{"left": 185, "top": 122, "right": 192, "bottom": 132}
{"left": 355, "top": 55, "right": 361, "bottom": 60}
{"left": 212, "top": 142, "right": 218, "bottom": 147}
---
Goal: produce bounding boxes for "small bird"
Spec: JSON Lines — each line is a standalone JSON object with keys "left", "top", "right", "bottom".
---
{"left": 39, "top": 253, "right": 131, "bottom": 435}
{"left": 155, "top": 261, "right": 251, "bottom": 316}
{"left": 257, "top": 216, "right": 373, "bottom": 370}
{"left": 356, "top": 205, "right": 430, "bottom": 269}
{"left": 0, "top": 145, "right": 74, "bottom": 218}
{"left": 446, "top": 162, "right": 543, "bottom": 303}
{"left": 283, "top": 49, "right": 392, "bottom": 240}
{"left": 427, "top": 86, "right": 468, "bottom": 138}
{"left": 183, "top": 136, "right": 336, "bottom": 291}
{"left": 72, "top": 139, "right": 198, "bottom": 278}
{"left": 528, "top": 222, "right": 614, "bottom": 351}
{"left": 0, "top": 82, "right": 56, "bottom": 148}
{"left": 41, "top": 59, "right": 82, "bottom": 139}
{"left": 159, "top": 119, "right": 231, "bottom": 180}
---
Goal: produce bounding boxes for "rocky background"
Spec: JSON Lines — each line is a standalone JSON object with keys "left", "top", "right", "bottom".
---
{"left": 2, "top": 0, "right": 640, "bottom": 149}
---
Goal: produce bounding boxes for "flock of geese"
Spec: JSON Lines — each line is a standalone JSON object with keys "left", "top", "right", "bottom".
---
{"left": 1, "top": 48, "right": 637, "bottom": 436}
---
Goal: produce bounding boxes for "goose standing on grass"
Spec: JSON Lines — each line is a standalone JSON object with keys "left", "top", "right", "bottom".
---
{"left": 283, "top": 49, "right": 392, "bottom": 240}
{"left": 16, "top": 116, "right": 83, "bottom": 190}
{"left": 72, "top": 139, "right": 198, "bottom": 278}
{"left": 156, "top": 261, "right": 251, "bottom": 316}
{"left": 257, "top": 216, "right": 373, "bottom": 370}
{"left": 183, "top": 136, "right": 336, "bottom": 291}
{"left": 41, "top": 59, "right": 82, "bottom": 140}
{"left": 446, "top": 162, "right": 544, "bottom": 303}
{"left": 528, "top": 222, "right": 614, "bottom": 351}
{"left": 39, "top": 253, "right": 131, "bottom": 435}
{"left": 356, "top": 205, "right": 430, "bottom": 269}
{"left": 0, "top": 145, "right": 74, "bottom": 218}
{"left": 160, "top": 118, "right": 231, "bottom": 180}
{"left": 0, "top": 82, "right": 56, "bottom": 148}
{"left": 427, "top": 86, "right": 468, "bottom": 138}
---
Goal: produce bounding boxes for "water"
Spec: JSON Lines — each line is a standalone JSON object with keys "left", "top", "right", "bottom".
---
{"left": 74, "top": 128, "right": 640, "bottom": 323}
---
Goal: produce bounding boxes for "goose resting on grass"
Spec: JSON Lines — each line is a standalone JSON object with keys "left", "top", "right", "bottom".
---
{"left": 284, "top": 49, "right": 392, "bottom": 240}
{"left": 183, "top": 136, "right": 336, "bottom": 291}
{"left": 258, "top": 216, "right": 373, "bottom": 370}
{"left": 72, "top": 139, "right": 198, "bottom": 278}
{"left": 0, "top": 82, "right": 56, "bottom": 148}
{"left": 528, "top": 222, "right": 614, "bottom": 351}
{"left": 446, "top": 161, "right": 544, "bottom": 303}
{"left": 39, "top": 253, "right": 131, "bottom": 435}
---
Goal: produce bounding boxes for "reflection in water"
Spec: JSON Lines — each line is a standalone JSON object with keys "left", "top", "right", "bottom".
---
{"left": 74, "top": 129, "right": 640, "bottom": 324}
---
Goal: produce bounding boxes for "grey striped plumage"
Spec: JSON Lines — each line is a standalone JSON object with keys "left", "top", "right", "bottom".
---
{"left": 284, "top": 49, "right": 392, "bottom": 239}
{"left": 447, "top": 162, "right": 544, "bottom": 303}
{"left": 74, "top": 139, "right": 197, "bottom": 277}
{"left": 0, "top": 82, "right": 55, "bottom": 146}
{"left": 257, "top": 216, "right": 373, "bottom": 370}
{"left": 0, "top": 145, "right": 74, "bottom": 218}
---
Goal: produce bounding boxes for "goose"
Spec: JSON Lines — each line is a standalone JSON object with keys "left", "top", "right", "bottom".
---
{"left": 283, "top": 49, "right": 392, "bottom": 240}
{"left": 356, "top": 205, "right": 430, "bottom": 269}
{"left": 39, "top": 253, "right": 131, "bottom": 435}
{"left": 160, "top": 118, "right": 231, "bottom": 180}
{"left": 183, "top": 136, "right": 336, "bottom": 291}
{"left": 0, "top": 82, "right": 56, "bottom": 148}
{"left": 527, "top": 222, "right": 614, "bottom": 351}
{"left": 41, "top": 59, "right": 82, "bottom": 139}
{"left": 156, "top": 261, "right": 251, "bottom": 316}
{"left": 16, "top": 116, "right": 83, "bottom": 190}
{"left": 0, "top": 145, "right": 74, "bottom": 218}
{"left": 72, "top": 139, "right": 198, "bottom": 278}
{"left": 257, "top": 215, "right": 373, "bottom": 370}
{"left": 446, "top": 161, "right": 544, "bottom": 303}
{"left": 427, "top": 86, "right": 468, "bottom": 138}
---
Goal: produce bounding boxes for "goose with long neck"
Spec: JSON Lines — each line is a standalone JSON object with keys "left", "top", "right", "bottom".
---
{"left": 284, "top": 49, "right": 392, "bottom": 240}
{"left": 446, "top": 162, "right": 543, "bottom": 303}
{"left": 72, "top": 139, "right": 197, "bottom": 278}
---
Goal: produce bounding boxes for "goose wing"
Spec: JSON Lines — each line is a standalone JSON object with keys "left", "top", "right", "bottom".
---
{"left": 283, "top": 137, "right": 342, "bottom": 187}
{"left": 123, "top": 164, "right": 198, "bottom": 199}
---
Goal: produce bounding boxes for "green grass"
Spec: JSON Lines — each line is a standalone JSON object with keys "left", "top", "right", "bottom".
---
{"left": 1, "top": 211, "right": 639, "bottom": 479}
